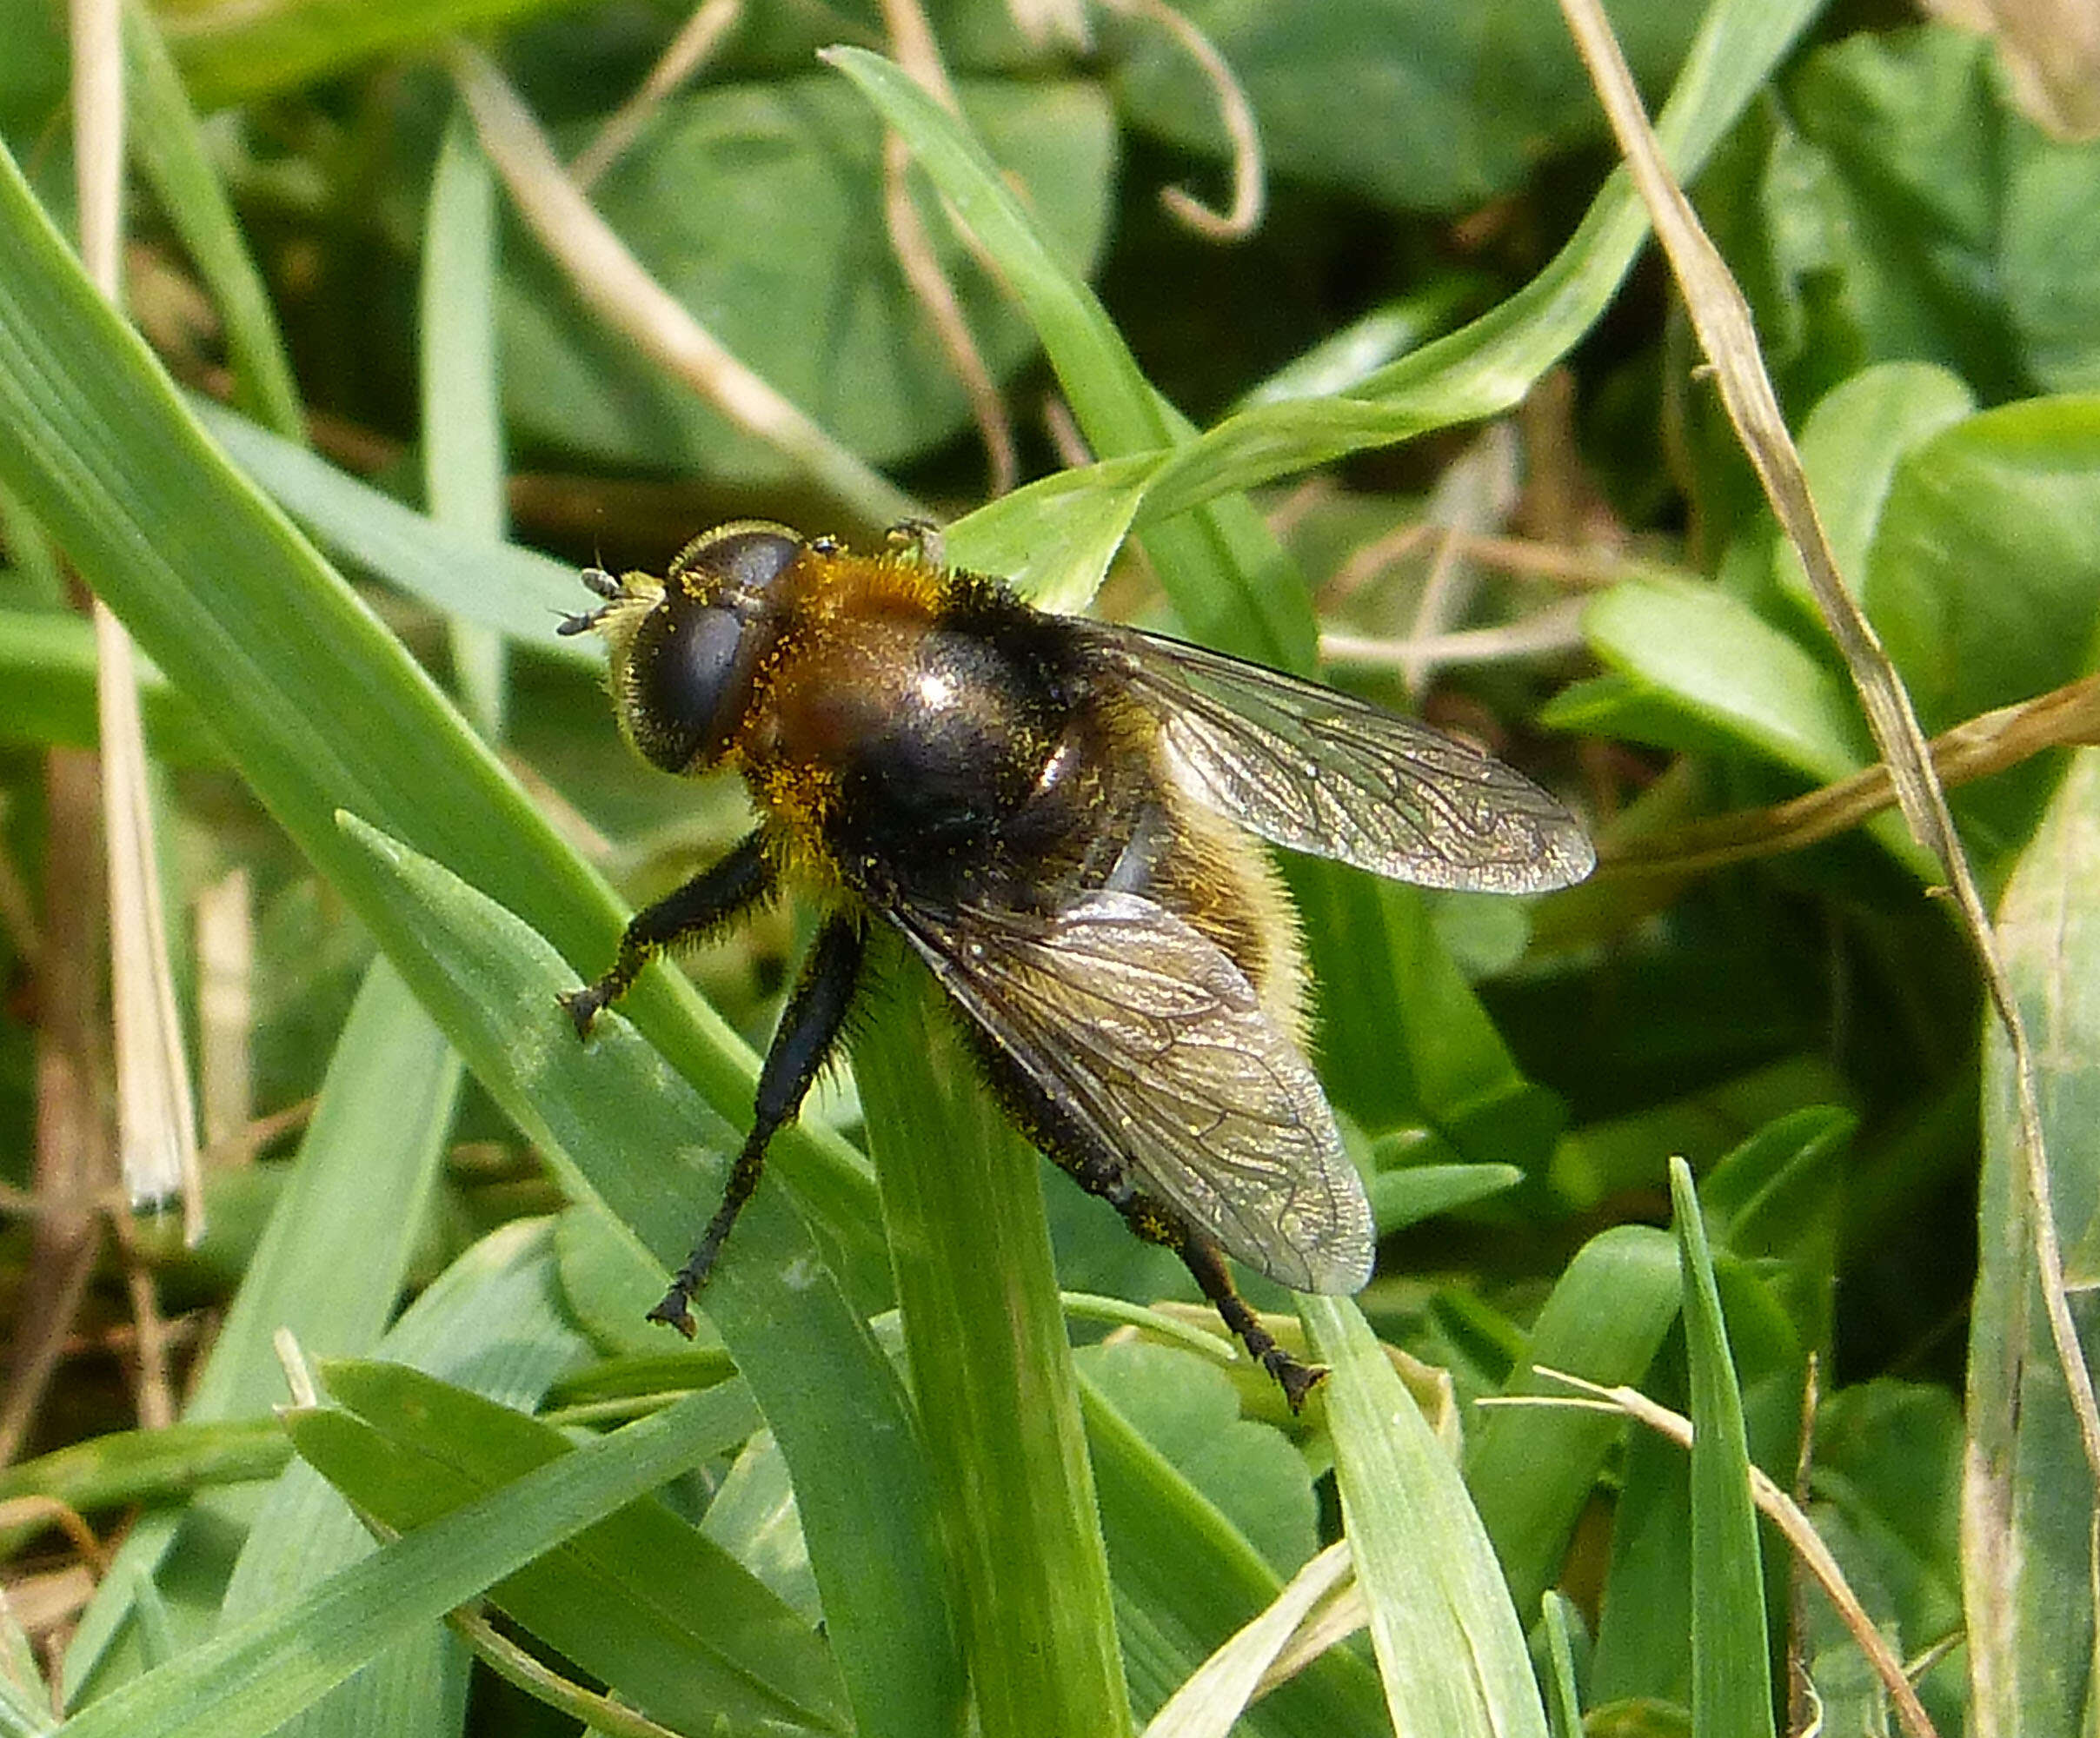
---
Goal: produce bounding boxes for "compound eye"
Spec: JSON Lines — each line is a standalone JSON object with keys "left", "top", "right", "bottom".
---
{"left": 674, "top": 525, "right": 802, "bottom": 602}
{"left": 628, "top": 600, "right": 748, "bottom": 772}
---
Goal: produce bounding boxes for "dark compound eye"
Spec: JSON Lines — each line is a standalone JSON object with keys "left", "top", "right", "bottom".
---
{"left": 626, "top": 598, "right": 752, "bottom": 772}
{"left": 668, "top": 524, "right": 803, "bottom": 605}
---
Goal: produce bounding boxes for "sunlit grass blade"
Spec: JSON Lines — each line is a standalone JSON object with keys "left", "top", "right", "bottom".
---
{"left": 1465, "top": 1225, "right": 1683, "bottom": 1621}
{"left": 825, "top": 45, "right": 1315, "bottom": 673}
{"left": 851, "top": 957, "right": 1129, "bottom": 1738}
{"left": 332, "top": 816, "right": 967, "bottom": 1738}
{"left": 63, "top": 959, "right": 462, "bottom": 1697}
{"left": 1303, "top": 1296, "right": 1548, "bottom": 1738}
{"left": 421, "top": 105, "right": 509, "bottom": 739}
{"left": 50, "top": 1380, "right": 763, "bottom": 1738}
{"left": 295, "top": 1359, "right": 847, "bottom": 1734}
{"left": 123, "top": 4, "right": 301, "bottom": 440}
{"left": 186, "top": 398, "right": 591, "bottom": 662}
{"left": 208, "top": 1220, "right": 588, "bottom": 1738}
{"left": 1667, "top": 1158, "right": 1775, "bottom": 1738}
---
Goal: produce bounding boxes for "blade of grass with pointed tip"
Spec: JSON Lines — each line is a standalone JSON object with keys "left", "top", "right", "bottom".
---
{"left": 205, "top": 1218, "right": 588, "bottom": 1738}
{"left": 1667, "top": 1159, "right": 1775, "bottom": 1738}
{"left": 1303, "top": 1296, "right": 1549, "bottom": 1738}
{"left": 0, "top": 114, "right": 885, "bottom": 1308}
{"left": 330, "top": 814, "right": 967, "bottom": 1738}
{"left": 63, "top": 958, "right": 461, "bottom": 1698}
{"left": 295, "top": 1359, "right": 846, "bottom": 1735}
{"left": 50, "top": 1380, "right": 758, "bottom": 1738}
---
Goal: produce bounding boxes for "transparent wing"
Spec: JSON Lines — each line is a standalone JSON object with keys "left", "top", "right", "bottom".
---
{"left": 888, "top": 890, "right": 1374, "bottom": 1295}
{"left": 1076, "top": 621, "right": 1595, "bottom": 893}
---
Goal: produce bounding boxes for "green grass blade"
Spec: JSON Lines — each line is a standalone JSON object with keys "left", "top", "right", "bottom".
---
{"left": 209, "top": 1220, "right": 588, "bottom": 1738}
{"left": 1303, "top": 1297, "right": 1548, "bottom": 1738}
{"left": 63, "top": 959, "right": 462, "bottom": 1696}
{"left": 0, "top": 118, "right": 879, "bottom": 1297}
{"left": 850, "top": 952, "right": 1131, "bottom": 1738}
{"left": 1539, "top": 1594, "right": 1585, "bottom": 1738}
{"left": 885, "top": 0, "right": 1818, "bottom": 555}
{"left": 186, "top": 398, "right": 591, "bottom": 663}
{"left": 50, "top": 1382, "right": 756, "bottom": 1738}
{"left": 296, "top": 1359, "right": 846, "bottom": 1734}
{"left": 421, "top": 105, "right": 509, "bottom": 739}
{"left": 1666, "top": 1159, "right": 1775, "bottom": 1738}
{"left": 0, "top": 1422, "right": 292, "bottom": 1555}
{"left": 1969, "top": 747, "right": 2100, "bottom": 1736}
{"left": 825, "top": 46, "right": 1315, "bottom": 673}
{"left": 0, "top": 606, "right": 212, "bottom": 761}
{"left": 331, "top": 816, "right": 967, "bottom": 1738}
{"left": 123, "top": 3, "right": 302, "bottom": 440}
{"left": 1465, "top": 1225, "right": 1684, "bottom": 1620}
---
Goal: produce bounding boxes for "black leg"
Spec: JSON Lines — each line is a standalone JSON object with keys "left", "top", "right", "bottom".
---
{"left": 971, "top": 1043, "right": 1327, "bottom": 1410}
{"left": 648, "top": 912, "right": 867, "bottom": 1336}
{"left": 560, "top": 831, "right": 774, "bottom": 1036}
{"left": 1115, "top": 1191, "right": 1326, "bottom": 1411}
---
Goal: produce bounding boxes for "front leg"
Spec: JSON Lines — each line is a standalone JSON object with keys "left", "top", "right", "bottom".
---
{"left": 561, "top": 831, "right": 774, "bottom": 1035}
{"left": 650, "top": 912, "right": 868, "bottom": 1336}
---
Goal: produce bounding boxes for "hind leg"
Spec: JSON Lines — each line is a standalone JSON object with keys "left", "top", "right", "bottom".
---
{"left": 974, "top": 1045, "right": 1326, "bottom": 1409}
{"left": 1110, "top": 1186, "right": 1326, "bottom": 1410}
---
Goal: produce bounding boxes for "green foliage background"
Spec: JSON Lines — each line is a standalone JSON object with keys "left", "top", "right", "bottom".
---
{"left": 2, "top": 0, "right": 2097, "bottom": 1735}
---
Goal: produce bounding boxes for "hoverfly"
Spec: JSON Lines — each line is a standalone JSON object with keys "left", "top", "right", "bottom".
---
{"left": 560, "top": 522, "right": 1592, "bottom": 1404}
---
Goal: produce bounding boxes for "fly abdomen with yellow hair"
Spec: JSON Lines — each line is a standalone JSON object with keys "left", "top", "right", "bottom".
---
{"left": 559, "top": 521, "right": 1593, "bottom": 1407}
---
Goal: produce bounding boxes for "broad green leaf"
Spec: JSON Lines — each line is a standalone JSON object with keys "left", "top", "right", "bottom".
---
{"left": 1777, "top": 27, "right": 2100, "bottom": 401}
{"left": 1968, "top": 746, "right": 2100, "bottom": 1738}
{"left": 1864, "top": 395, "right": 2100, "bottom": 857}
{"left": 1769, "top": 361, "right": 1976, "bottom": 628}
{"left": 1081, "top": 1343, "right": 1316, "bottom": 1579}
{"left": 1580, "top": 577, "right": 1874, "bottom": 779}
{"left": 1109, "top": 0, "right": 1700, "bottom": 216}
{"left": 503, "top": 76, "right": 1114, "bottom": 482}
{"left": 2004, "top": 135, "right": 2100, "bottom": 392}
